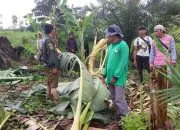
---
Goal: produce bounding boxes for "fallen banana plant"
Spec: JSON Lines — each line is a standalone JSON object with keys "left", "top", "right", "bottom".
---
{"left": 88, "top": 39, "right": 108, "bottom": 76}
{"left": 58, "top": 52, "right": 110, "bottom": 130}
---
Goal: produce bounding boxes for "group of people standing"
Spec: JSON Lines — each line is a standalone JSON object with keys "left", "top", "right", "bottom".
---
{"left": 102, "top": 24, "right": 177, "bottom": 123}
{"left": 133, "top": 25, "right": 176, "bottom": 83}
{"left": 35, "top": 22, "right": 177, "bottom": 125}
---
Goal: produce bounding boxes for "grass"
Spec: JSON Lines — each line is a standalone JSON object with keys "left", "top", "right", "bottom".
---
{"left": 0, "top": 31, "right": 37, "bottom": 54}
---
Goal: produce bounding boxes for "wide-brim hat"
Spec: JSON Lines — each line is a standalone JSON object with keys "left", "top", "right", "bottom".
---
{"left": 105, "top": 24, "right": 124, "bottom": 37}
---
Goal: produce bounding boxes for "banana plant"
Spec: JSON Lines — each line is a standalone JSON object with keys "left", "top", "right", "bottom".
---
{"left": 27, "top": 15, "right": 49, "bottom": 33}
{"left": 58, "top": 52, "right": 110, "bottom": 130}
{"left": 58, "top": 0, "right": 95, "bottom": 61}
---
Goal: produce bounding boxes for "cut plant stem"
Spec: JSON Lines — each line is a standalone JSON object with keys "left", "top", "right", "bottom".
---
{"left": 80, "top": 101, "right": 92, "bottom": 129}
{"left": 140, "top": 84, "right": 144, "bottom": 114}
{"left": 82, "top": 122, "right": 90, "bottom": 130}
{"left": 71, "top": 56, "right": 83, "bottom": 130}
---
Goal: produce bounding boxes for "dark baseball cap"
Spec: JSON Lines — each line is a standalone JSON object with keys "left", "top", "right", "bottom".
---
{"left": 105, "top": 24, "right": 124, "bottom": 37}
{"left": 138, "top": 26, "right": 147, "bottom": 30}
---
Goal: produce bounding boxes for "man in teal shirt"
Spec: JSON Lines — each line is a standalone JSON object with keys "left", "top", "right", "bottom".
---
{"left": 102, "top": 24, "right": 129, "bottom": 119}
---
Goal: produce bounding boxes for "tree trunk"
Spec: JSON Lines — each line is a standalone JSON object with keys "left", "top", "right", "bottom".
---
{"left": 0, "top": 36, "right": 23, "bottom": 69}
{"left": 80, "top": 34, "right": 85, "bottom": 62}
{"left": 150, "top": 67, "right": 173, "bottom": 130}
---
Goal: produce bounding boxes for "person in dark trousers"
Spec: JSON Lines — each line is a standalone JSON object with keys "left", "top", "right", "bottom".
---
{"left": 42, "top": 23, "right": 61, "bottom": 101}
{"left": 66, "top": 32, "right": 78, "bottom": 54}
{"left": 102, "top": 24, "right": 129, "bottom": 120}
{"left": 84, "top": 39, "right": 89, "bottom": 59}
{"left": 133, "top": 26, "right": 152, "bottom": 83}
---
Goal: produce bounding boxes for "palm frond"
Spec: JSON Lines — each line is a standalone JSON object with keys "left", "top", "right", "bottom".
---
{"left": 152, "top": 63, "right": 180, "bottom": 104}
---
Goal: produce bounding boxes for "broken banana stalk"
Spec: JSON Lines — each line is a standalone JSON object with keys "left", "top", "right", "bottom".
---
{"left": 88, "top": 39, "right": 108, "bottom": 76}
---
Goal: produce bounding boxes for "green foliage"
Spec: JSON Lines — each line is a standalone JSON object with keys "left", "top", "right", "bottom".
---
{"left": 0, "top": 31, "right": 36, "bottom": 54}
{"left": 33, "top": 0, "right": 58, "bottom": 16}
{"left": 176, "top": 43, "right": 180, "bottom": 70}
{"left": 153, "top": 63, "right": 180, "bottom": 104}
{"left": 23, "top": 90, "right": 56, "bottom": 118}
{"left": 168, "top": 104, "right": 180, "bottom": 130}
{"left": 121, "top": 112, "right": 149, "bottom": 130}
{"left": 59, "top": 1, "right": 95, "bottom": 60}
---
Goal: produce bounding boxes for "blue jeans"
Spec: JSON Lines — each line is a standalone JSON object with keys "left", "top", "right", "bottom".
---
{"left": 108, "top": 84, "right": 129, "bottom": 116}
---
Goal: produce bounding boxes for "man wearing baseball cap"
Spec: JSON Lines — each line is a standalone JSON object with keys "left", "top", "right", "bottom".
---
{"left": 150, "top": 24, "right": 177, "bottom": 128}
{"left": 102, "top": 24, "right": 129, "bottom": 120}
{"left": 133, "top": 26, "right": 152, "bottom": 83}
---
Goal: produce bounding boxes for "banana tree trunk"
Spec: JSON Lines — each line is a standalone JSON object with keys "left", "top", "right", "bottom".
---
{"left": 150, "top": 67, "right": 173, "bottom": 130}
{"left": 80, "top": 33, "right": 85, "bottom": 62}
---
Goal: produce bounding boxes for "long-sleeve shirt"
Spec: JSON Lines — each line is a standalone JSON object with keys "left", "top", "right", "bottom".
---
{"left": 102, "top": 40, "right": 129, "bottom": 87}
{"left": 149, "top": 34, "right": 176, "bottom": 66}
{"left": 66, "top": 38, "right": 78, "bottom": 53}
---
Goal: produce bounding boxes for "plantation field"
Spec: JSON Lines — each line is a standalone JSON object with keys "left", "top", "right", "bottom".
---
{"left": 0, "top": 30, "right": 180, "bottom": 129}
{"left": 0, "top": 30, "right": 179, "bottom": 67}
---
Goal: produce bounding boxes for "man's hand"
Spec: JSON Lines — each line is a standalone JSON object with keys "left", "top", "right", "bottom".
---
{"left": 171, "top": 61, "right": 176, "bottom": 67}
{"left": 56, "top": 48, "right": 62, "bottom": 55}
{"left": 111, "top": 76, "right": 117, "bottom": 84}
{"left": 99, "top": 77, "right": 106, "bottom": 84}
{"left": 71, "top": 49, "right": 75, "bottom": 53}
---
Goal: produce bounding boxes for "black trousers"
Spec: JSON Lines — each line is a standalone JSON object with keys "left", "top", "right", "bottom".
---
{"left": 136, "top": 55, "right": 150, "bottom": 83}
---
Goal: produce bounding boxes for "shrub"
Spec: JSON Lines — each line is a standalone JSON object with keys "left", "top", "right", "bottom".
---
{"left": 121, "top": 112, "right": 149, "bottom": 130}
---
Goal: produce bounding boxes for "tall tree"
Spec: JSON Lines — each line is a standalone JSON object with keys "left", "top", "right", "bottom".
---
{"left": 59, "top": 0, "right": 95, "bottom": 61}
{"left": 0, "top": 14, "right": 3, "bottom": 29}
{"left": 33, "top": 0, "right": 58, "bottom": 16}
{"left": 96, "top": 0, "right": 148, "bottom": 47}
{"left": 12, "top": 15, "right": 18, "bottom": 28}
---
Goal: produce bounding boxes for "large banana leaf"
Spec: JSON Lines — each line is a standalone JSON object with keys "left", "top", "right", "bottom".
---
{"left": 58, "top": 52, "right": 110, "bottom": 130}
{"left": 81, "top": 13, "right": 95, "bottom": 34}
{"left": 91, "top": 78, "right": 110, "bottom": 112}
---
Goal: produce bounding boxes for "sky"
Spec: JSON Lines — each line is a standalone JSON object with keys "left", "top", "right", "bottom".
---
{"left": 0, "top": 0, "right": 98, "bottom": 28}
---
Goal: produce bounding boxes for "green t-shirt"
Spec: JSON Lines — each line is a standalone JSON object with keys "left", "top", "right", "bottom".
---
{"left": 102, "top": 40, "right": 129, "bottom": 87}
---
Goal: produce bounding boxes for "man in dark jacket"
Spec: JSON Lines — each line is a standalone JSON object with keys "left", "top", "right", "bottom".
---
{"left": 42, "top": 23, "right": 61, "bottom": 101}
{"left": 66, "top": 32, "right": 78, "bottom": 53}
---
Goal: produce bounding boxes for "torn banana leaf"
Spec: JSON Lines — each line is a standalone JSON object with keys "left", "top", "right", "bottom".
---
{"left": 56, "top": 77, "right": 110, "bottom": 112}
{"left": 0, "top": 76, "right": 32, "bottom": 82}
{"left": 0, "top": 106, "right": 11, "bottom": 129}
